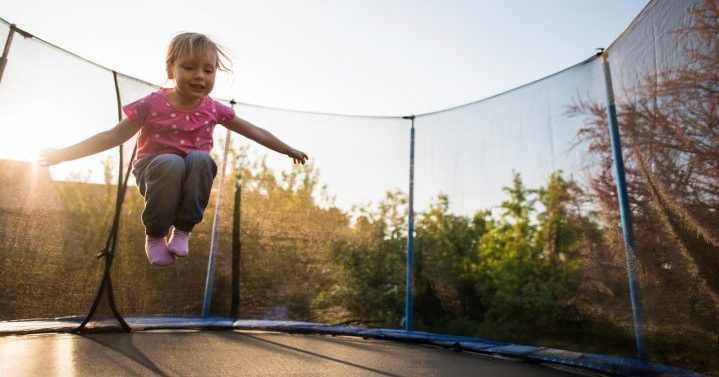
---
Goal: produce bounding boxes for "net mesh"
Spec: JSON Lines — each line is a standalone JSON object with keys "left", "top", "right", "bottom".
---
{"left": 596, "top": 0, "right": 719, "bottom": 366}
{"left": 0, "top": 0, "right": 717, "bottom": 374}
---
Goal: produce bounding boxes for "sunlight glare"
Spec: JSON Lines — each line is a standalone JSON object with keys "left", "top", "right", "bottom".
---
{"left": 0, "top": 335, "right": 75, "bottom": 376}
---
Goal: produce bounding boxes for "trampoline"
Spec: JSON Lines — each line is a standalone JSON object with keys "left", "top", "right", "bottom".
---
{"left": 1, "top": 1, "right": 717, "bottom": 376}
{"left": 0, "top": 323, "right": 588, "bottom": 377}
{"left": 0, "top": 316, "right": 708, "bottom": 376}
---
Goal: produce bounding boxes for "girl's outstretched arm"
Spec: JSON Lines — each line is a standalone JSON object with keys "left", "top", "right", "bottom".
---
{"left": 39, "top": 117, "right": 142, "bottom": 167}
{"left": 223, "top": 116, "right": 308, "bottom": 165}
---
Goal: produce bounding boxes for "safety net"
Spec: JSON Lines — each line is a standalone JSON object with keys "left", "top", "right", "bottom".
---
{"left": 0, "top": 0, "right": 716, "bottom": 375}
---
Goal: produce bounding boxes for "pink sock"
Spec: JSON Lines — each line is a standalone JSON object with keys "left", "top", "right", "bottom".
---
{"left": 145, "top": 236, "right": 175, "bottom": 266}
{"left": 168, "top": 230, "right": 190, "bottom": 257}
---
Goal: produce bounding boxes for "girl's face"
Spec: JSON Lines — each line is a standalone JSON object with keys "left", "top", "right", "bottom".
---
{"left": 168, "top": 53, "right": 217, "bottom": 103}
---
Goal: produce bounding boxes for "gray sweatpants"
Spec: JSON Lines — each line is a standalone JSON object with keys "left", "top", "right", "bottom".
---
{"left": 132, "top": 151, "right": 217, "bottom": 238}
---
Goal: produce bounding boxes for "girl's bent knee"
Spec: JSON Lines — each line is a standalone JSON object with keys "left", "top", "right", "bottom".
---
{"left": 185, "top": 151, "right": 217, "bottom": 172}
{"left": 154, "top": 154, "right": 185, "bottom": 169}
{"left": 185, "top": 151, "right": 214, "bottom": 164}
{"left": 143, "top": 154, "right": 185, "bottom": 179}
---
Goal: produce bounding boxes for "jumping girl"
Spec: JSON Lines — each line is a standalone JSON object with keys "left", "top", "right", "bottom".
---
{"left": 40, "top": 32, "right": 308, "bottom": 266}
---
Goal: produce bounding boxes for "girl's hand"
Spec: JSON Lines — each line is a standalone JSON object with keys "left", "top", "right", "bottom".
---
{"left": 288, "top": 149, "right": 308, "bottom": 165}
{"left": 38, "top": 148, "right": 64, "bottom": 167}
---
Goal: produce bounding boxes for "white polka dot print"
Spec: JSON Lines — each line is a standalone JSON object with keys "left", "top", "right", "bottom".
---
{"left": 171, "top": 113, "right": 176, "bottom": 118}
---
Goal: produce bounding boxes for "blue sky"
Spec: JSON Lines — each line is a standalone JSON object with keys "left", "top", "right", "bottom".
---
{"left": 2, "top": 0, "right": 648, "bottom": 116}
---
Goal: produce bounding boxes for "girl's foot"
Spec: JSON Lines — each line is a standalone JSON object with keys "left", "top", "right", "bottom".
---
{"left": 145, "top": 236, "right": 175, "bottom": 266}
{"left": 168, "top": 230, "right": 190, "bottom": 257}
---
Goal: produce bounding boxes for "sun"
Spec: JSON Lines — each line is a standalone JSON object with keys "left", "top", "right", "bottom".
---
{"left": 0, "top": 126, "right": 48, "bottom": 162}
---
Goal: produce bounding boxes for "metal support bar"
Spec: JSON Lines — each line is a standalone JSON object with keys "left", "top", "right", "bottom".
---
{"left": 230, "top": 100, "right": 242, "bottom": 318}
{"left": 202, "top": 99, "right": 236, "bottom": 317}
{"left": 600, "top": 51, "right": 648, "bottom": 362}
{"left": 0, "top": 24, "right": 32, "bottom": 85}
{"left": 0, "top": 25, "right": 17, "bottom": 85}
{"left": 230, "top": 158, "right": 242, "bottom": 318}
{"left": 403, "top": 115, "right": 415, "bottom": 332}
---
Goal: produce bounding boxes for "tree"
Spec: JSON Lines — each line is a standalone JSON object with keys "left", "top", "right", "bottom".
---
{"left": 567, "top": 1, "right": 719, "bottom": 371}
{"left": 329, "top": 191, "right": 407, "bottom": 327}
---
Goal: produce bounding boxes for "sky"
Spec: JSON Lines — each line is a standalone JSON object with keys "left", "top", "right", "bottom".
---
{"left": 1, "top": 0, "right": 649, "bottom": 116}
{"left": 0, "top": 0, "right": 650, "bottom": 212}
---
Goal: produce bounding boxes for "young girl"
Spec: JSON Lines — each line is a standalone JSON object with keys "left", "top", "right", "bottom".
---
{"left": 40, "top": 32, "right": 308, "bottom": 266}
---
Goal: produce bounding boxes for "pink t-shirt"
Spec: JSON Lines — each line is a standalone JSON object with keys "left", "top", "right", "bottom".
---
{"left": 123, "top": 89, "right": 235, "bottom": 159}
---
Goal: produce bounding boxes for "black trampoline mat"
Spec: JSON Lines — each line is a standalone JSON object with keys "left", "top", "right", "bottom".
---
{"left": 0, "top": 330, "right": 590, "bottom": 376}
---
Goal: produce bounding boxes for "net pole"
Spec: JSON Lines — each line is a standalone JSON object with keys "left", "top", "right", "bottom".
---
{"left": 0, "top": 25, "right": 16, "bottom": 84}
{"left": 0, "top": 25, "right": 32, "bottom": 84}
{"left": 600, "top": 51, "right": 648, "bottom": 362}
{"left": 230, "top": 102, "right": 242, "bottom": 318}
{"left": 201, "top": 100, "right": 236, "bottom": 317}
{"left": 403, "top": 115, "right": 415, "bottom": 331}
{"left": 230, "top": 150, "right": 242, "bottom": 318}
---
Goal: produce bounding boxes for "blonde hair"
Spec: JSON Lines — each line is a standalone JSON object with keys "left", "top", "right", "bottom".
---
{"left": 165, "top": 32, "right": 232, "bottom": 75}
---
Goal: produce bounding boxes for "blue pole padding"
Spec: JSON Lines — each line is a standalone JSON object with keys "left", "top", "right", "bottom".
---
{"left": 404, "top": 115, "right": 415, "bottom": 332}
{"left": 201, "top": 129, "right": 231, "bottom": 318}
{"left": 202, "top": 101, "right": 236, "bottom": 317}
{"left": 601, "top": 53, "right": 648, "bottom": 362}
